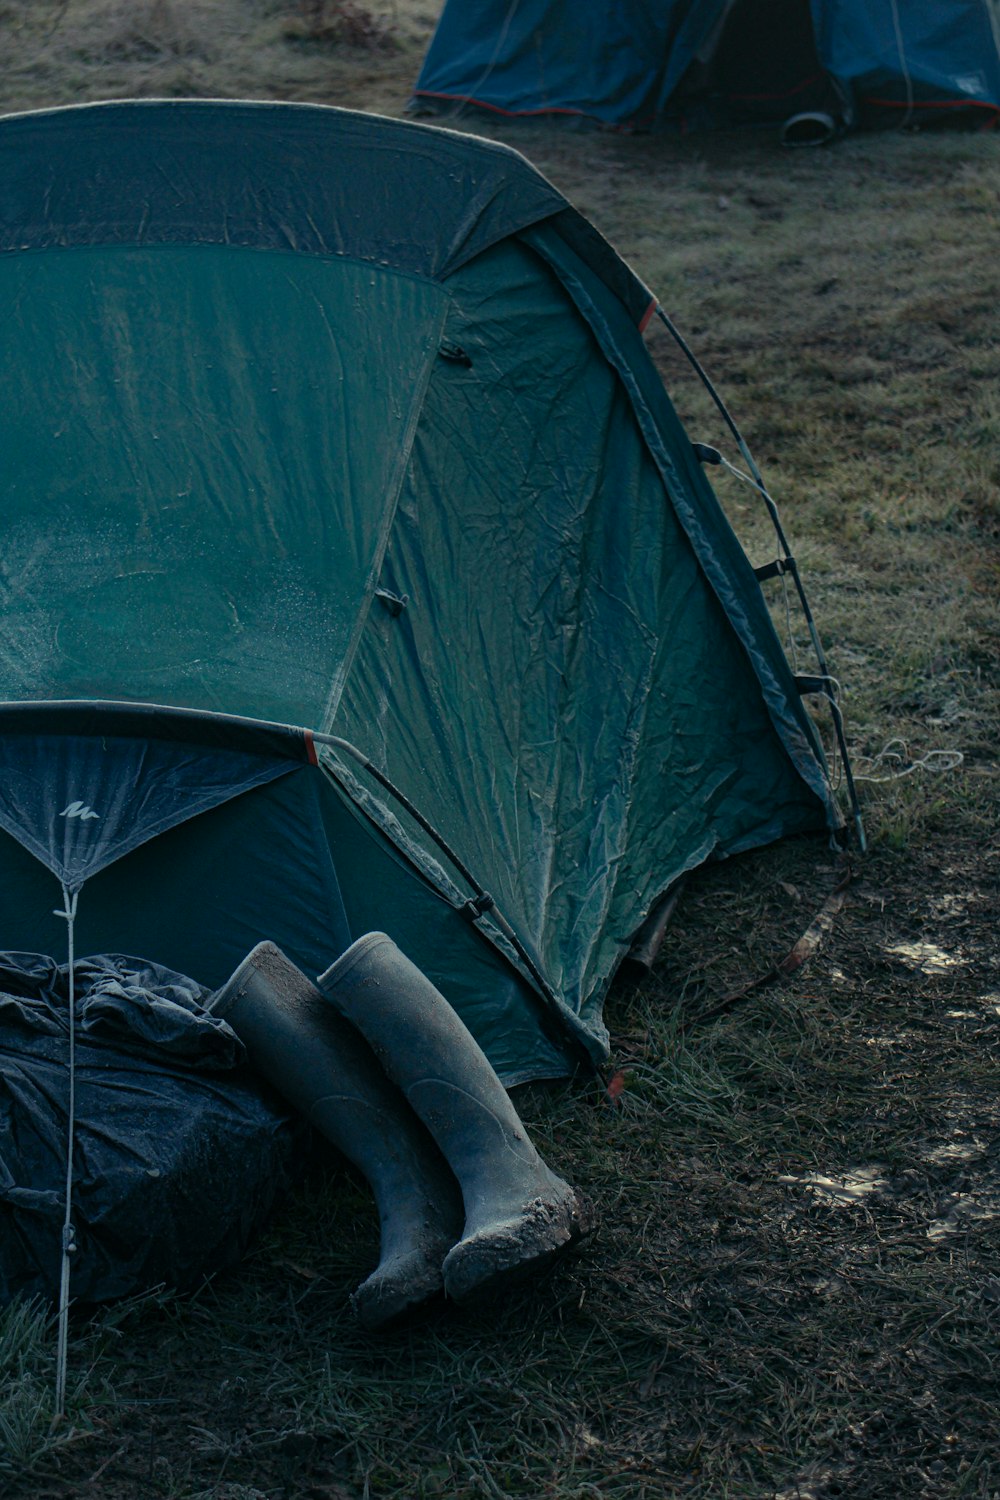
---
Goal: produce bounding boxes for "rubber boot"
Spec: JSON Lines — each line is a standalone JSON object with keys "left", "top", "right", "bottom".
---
{"left": 210, "top": 942, "right": 464, "bottom": 1329}
{"left": 317, "top": 933, "right": 593, "bottom": 1303}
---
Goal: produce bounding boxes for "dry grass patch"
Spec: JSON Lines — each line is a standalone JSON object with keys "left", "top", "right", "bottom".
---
{"left": 281, "top": 0, "right": 398, "bottom": 51}
{"left": 0, "top": 0, "right": 429, "bottom": 112}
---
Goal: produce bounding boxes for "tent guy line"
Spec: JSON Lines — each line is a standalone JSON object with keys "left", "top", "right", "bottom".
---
{"left": 52, "top": 883, "right": 78, "bottom": 1419}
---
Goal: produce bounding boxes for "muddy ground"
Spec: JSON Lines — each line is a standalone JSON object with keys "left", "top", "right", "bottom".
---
{"left": 0, "top": 4, "right": 998, "bottom": 1498}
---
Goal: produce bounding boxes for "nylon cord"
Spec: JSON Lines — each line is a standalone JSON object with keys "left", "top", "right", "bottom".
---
{"left": 448, "top": 0, "right": 522, "bottom": 117}
{"left": 53, "top": 883, "right": 79, "bottom": 1419}
{"left": 888, "top": 0, "right": 915, "bottom": 129}
{"left": 716, "top": 452, "right": 802, "bottom": 670}
{"left": 655, "top": 306, "right": 831, "bottom": 667}
{"left": 853, "top": 737, "right": 964, "bottom": 783}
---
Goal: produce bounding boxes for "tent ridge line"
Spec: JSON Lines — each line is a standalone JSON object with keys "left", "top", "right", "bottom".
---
{"left": 321, "top": 298, "right": 449, "bottom": 730}
{"left": 520, "top": 226, "right": 836, "bottom": 828}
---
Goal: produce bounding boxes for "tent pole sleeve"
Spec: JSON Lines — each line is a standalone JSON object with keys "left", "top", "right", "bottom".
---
{"left": 314, "top": 738, "right": 576, "bottom": 1029}
{"left": 311, "top": 732, "right": 373, "bottom": 768}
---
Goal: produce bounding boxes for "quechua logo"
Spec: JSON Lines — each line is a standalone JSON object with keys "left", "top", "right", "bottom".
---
{"left": 60, "top": 801, "right": 100, "bottom": 821}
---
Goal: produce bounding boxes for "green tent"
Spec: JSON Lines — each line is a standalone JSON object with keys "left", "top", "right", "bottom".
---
{"left": 0, "top": 100, "right": 839, "bottom": 1084}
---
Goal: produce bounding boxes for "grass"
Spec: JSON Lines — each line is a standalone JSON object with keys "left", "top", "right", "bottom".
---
{"left": 1, "top": 4, "right": 999, "bottom": 1497}
{"left": 0, "top": 1297, "right": 99, "bottom": 1477}
{"left": 0, "top": 0, "right": 431, "bottom": 115}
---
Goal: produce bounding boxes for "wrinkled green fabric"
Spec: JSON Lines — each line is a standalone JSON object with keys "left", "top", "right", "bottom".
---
{"left": 0, "top": 100, "right": 836, "bottom": 1078}
{"left": 337, "top": 238, "right": 825, "bottom": 1031}
{"left": 0, "top": 246, "right": 444, "bottom": 723}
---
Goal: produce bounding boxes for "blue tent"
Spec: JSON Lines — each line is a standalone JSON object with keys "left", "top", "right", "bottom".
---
{"left": 413, "top": 0, "right": 1000, "bottom": 134}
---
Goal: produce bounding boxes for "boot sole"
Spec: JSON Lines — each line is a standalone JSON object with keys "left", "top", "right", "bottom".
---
{"left": 442, "top": 1188, "right": 593, "bottom": 1303}
{"left": 351, "top": 1250, "right": 449, "bottom": 1331}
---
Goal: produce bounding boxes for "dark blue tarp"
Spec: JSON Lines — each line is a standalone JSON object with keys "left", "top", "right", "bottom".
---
{"left": 0, "top": 952, "right": 303, "bottom": 1305}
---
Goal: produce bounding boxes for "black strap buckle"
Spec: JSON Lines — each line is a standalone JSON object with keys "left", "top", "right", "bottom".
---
{"left": 795, "top": 673, "right": 834, "bottom": 697}
{"left": 754, "top": 556, "right": 797, "bottom": 583}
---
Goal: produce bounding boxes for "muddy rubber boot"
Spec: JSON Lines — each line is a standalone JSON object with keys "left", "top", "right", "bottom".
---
{"left": 210, "top": 942, "right": 464, "bottom": 1329}
{"left": 317, "top": 932, "right": 592, "bottom": 1303}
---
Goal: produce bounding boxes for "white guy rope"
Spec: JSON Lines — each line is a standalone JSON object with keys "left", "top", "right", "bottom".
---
{"left": 53, "top": 883, "right": 79, "bottom": 1419}
{"left": 716, "top": 452, "right": 801, "bottom": 669}
{"left": 888, "top": 0, "right": 915, "bottom": 128}
{"left": 854, "top": 738, "right": 964, "bottom": 783}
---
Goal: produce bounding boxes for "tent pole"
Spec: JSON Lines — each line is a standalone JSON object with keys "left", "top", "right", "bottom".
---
{"left": 315, "top": 739, "right": 597, "bottom": 1070}
{"left": 653, "top": 305, "right": 865, "bottom": 849}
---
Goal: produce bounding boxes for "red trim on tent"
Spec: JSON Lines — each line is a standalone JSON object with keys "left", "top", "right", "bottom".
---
{"left": 304, "top": 730, "right": 319, "bottom": 767}
{"left": 412, "top": 87, "right": 999, "bottom": 133}
{"left": 412, "top": 89, "right": 643, "bottom": 132}
{"left": 639, "top": 298, "right": 658, "bottom": 332}
{"left": 412, "top": 90, "right": 590, "bottom": 120}
{"left": 862, "top": 95, "right": 1000, "bottom": 118}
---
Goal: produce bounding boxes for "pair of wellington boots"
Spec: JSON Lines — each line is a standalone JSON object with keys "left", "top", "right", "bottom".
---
{"left": 210, "top": 933, "right": 591, "bottom": 1330}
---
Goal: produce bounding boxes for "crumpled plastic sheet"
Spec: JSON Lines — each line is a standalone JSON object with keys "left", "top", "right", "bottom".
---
{"left": 0, "top": 951, "right": 305, "bottom": 1306}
